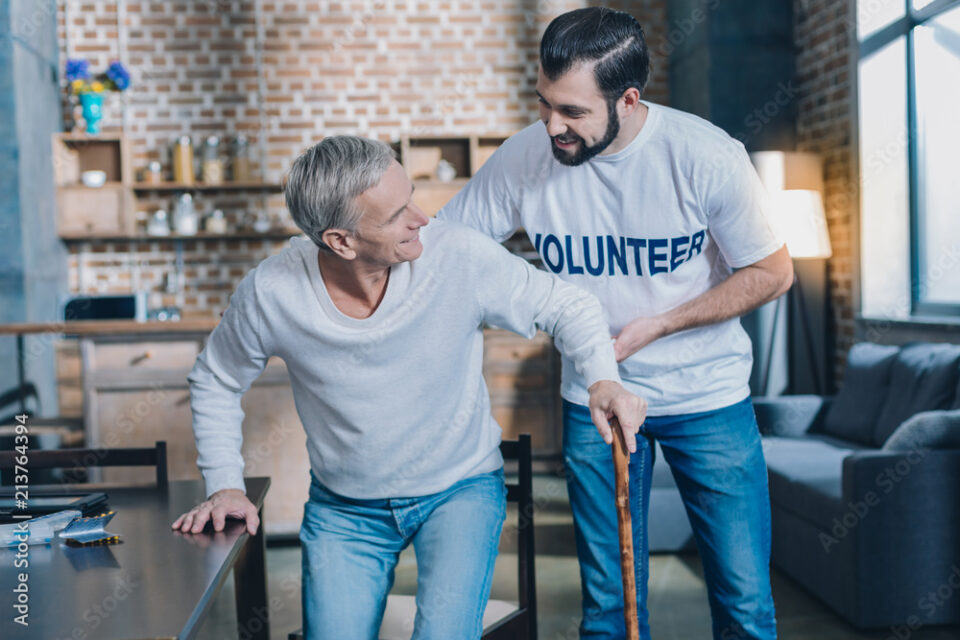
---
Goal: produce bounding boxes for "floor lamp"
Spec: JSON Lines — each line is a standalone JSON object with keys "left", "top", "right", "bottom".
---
{"left": 750, "top": 152, "right": 833, "bottom": 396}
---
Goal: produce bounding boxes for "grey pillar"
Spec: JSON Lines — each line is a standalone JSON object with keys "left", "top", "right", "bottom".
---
{"left": 0, "top": 0, "right": 66, "bottom": 417}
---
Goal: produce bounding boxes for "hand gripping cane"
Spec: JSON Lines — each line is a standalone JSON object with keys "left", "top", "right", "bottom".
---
{"left": 611, "top": 417, "right": 640, "bottom": 640}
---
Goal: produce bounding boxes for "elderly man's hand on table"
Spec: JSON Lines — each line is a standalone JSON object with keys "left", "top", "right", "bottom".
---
{"left": 171, "top": 488, "right": 260, "bottom": 536}
{"left": 587, "top": 380, "right": 648, "bottom": 453}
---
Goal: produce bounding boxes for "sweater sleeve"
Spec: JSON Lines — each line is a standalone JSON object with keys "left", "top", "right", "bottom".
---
{"left": 187, "top": 270, "right": 270, "bottom": 497}
{"left": 465, "top": 228, "right": 621, "bottom": 388}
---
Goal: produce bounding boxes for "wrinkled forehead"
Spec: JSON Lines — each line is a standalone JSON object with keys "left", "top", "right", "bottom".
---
{"left": 355, "top": 160, "right": 411, "bottom": 224}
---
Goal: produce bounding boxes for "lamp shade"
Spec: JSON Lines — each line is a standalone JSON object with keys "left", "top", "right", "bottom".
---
{"left": 768, "top": 189, "right": 833, "bottom": 259}
{"left": 750, "top": 151, "right": 823, "bottom": 192}
{"left": 750, "top": 151, "right": 832, "bottom": 260}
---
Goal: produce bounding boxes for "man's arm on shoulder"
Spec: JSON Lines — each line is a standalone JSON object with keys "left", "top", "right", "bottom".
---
{"left": 614, "top": 245, "right": 793, "bottom": 361}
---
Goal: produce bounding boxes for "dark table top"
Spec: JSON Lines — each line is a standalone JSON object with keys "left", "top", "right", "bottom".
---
{"left": 0, "top": 477, "right": 269, "bottom": 640}
{"left": 0, "top": 318, "right": 219, "bottom": 336}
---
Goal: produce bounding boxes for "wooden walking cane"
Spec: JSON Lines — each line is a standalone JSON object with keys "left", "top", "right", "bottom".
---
{"left": 611, "top": 417, "right": 640, "bottom": 640}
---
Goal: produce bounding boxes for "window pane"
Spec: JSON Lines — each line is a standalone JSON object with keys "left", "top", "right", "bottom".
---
{"left": 913, "top": 0, "right": 938, "bottom": 11}
{"left": 914, "top": 4, "right": 960, "bottom": 305}
{"left": 858, "top": 0, "right": 907, "bottom": 41}
{"left": 859, "top": 37, "right": 911, "bottom": 318}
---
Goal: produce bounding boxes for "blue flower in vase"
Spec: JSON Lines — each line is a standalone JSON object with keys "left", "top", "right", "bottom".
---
{"left": 106, "top": 61, "right": 130, "bottom": 91}
{"left": 65, "top": 58, "right": 90, "bottom": 83}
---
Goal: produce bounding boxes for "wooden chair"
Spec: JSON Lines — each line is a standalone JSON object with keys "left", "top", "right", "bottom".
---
{"left": 0, "top": 441, "right": 168, "bottom": 488}
{"left": 289, "top": 434, "right": 538, "bottom": 639}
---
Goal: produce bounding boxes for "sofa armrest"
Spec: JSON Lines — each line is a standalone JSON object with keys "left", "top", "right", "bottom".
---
{"left": 842, "top": 448, "right": 960, "bottom": 564}
{"left": 841, "top": 448, "right": 960, "bottom": 513}
{"left": 839, "top": 448, "right": 960, "bottom": 625}
{"left": 753, "top": 395, "right": 831, "bottom": 437}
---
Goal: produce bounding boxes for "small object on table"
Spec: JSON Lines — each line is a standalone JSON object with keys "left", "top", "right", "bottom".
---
{"left": 60, "top": 510, "right": 121, "bottom": 546}
{"left": 0, "top": 509, "right": 82, "bottom": 546}
{"left": 81, "top": 170, "right": 107, "bottom": 188}
{"left": 611, "top": 417, "right": 640, "bottom": 640}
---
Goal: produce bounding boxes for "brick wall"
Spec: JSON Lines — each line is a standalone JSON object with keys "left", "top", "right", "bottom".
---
{"left": 58, "top": 0, "right": 669, "bottom": 315}
{"left": 793, "top": 0, "right": 857, "bottom": 386}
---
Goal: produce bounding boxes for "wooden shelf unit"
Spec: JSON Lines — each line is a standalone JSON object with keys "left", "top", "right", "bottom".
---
{"left": 59, "top": 230, "right": 301, "bottom": 243}
{"left": 132, "top": 181, "right": 283, "bottom": 193}
{"left": 395, "top": 133, "right": 512, "bottom": 215}
{"left": 53, "top": 133, "right": 281, "bottom": 240}
{"left": 53, "top": 133, "right": 136, "bottom": 237}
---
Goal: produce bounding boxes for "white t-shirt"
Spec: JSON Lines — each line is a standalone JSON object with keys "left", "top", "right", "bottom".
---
{"left": 188, "top": 220, "right": 620, "bottom": 499}
{"left": 439, "top": 101, "right": 782, "bottom": 416}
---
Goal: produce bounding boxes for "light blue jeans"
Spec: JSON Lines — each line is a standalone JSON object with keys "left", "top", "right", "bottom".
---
{"left": 299, "top": 469, "right": 507, "bottom": 640}
{"left": 563, "top": 397, "right": 777, "bottom": 640}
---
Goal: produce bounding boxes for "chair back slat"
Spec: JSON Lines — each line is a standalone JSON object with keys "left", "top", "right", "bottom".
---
{"left": 0, "top": 441, "right": 169, "bottom": 488}
{"left": 498, "top": 434, "right": 537, "bottom": 640}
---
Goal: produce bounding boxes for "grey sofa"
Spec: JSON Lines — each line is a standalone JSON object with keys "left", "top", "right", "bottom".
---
{"left": 754, "top": 342, "right": 960, "bottom": 628}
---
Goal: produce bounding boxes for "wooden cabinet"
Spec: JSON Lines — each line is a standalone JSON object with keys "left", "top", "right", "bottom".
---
{"left": 53, "top": 134, "right": 136, "bottom": 237}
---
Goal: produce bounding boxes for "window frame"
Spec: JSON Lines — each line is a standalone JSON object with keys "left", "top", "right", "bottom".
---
{"left": 858, "top": 0, "right": 960, "bottom": 317}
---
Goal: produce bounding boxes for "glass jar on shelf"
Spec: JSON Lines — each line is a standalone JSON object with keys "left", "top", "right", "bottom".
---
{"left": 147, "top": 209, "right": 171, "bottom": 237}
{"left": 201, "top": 135, "right": 224, "bottom": 185}
{"left": 205, "top": 208, "right": 228, "bottom": 234}
{"left": 144, "top": 161, "right": 163, "bottom": 185}
{"left": 172, "top": 136, "right": 194, "bottom": 185}
{"left": 172, "top": 193, "right": 198, "bottom": 236}
{"left": 231, "top": 134, "right": 252, "bottom": 183}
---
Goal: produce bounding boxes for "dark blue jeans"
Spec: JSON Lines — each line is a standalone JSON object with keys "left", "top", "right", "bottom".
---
{"left": 563, "top": 397, "right": 777, "bottom": 640}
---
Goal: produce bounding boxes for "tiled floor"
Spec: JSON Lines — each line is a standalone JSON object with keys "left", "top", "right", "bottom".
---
{"left": 196, "top": 476, "right": 960, "bottom": 639}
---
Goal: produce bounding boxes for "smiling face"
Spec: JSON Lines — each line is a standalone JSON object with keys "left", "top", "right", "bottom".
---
{"left": 350, "top": 160, "right": 430, "bottom": 267}
{"left": 537, "top": 64, "right": 621, "bottom": 166}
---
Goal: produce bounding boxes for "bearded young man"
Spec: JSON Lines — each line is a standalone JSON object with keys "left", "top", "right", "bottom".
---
{"left": 439, "top": 7, "right": 793, "bottom": 640}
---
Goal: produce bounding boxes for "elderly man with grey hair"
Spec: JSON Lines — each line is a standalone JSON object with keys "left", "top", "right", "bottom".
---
{"left": 172, "top": 135, "right": 647, "bottom": 639}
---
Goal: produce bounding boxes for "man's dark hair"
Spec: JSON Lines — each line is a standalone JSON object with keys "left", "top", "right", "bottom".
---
{"left": 540, "top": 7, "right": 649, "bottom": 102}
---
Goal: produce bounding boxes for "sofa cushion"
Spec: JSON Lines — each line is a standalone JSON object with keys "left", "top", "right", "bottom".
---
{"left": 821, "top": 343, "right": 899, "bottom": 445}
{"left": 873, "top": 343, "right": 960, "bottom": 447}
{"left": 763, "top": 435, "right": 864, "bottom": 530}
{"left": 883, "top": 410, "right": 960, "bottom": 451}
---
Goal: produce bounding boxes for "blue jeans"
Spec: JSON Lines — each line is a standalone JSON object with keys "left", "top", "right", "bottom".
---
{"left": 300, "top": 469, "right": 507, "bottom": 640}
{"left": 563, "top": 397, "right": 777, "bottom": 640}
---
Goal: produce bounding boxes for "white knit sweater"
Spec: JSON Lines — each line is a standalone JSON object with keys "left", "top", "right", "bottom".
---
{"left": 188, "top": 219, "right": 620, "bottom": 499}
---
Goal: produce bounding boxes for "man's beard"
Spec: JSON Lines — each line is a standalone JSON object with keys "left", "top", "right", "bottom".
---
{"left": 550, "top": 99, "right": 621, "bottom": 167}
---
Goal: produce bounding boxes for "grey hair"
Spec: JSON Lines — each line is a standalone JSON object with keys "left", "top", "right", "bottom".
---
{"left": 284, "top": 136, "right": 395, "bottom": 253}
